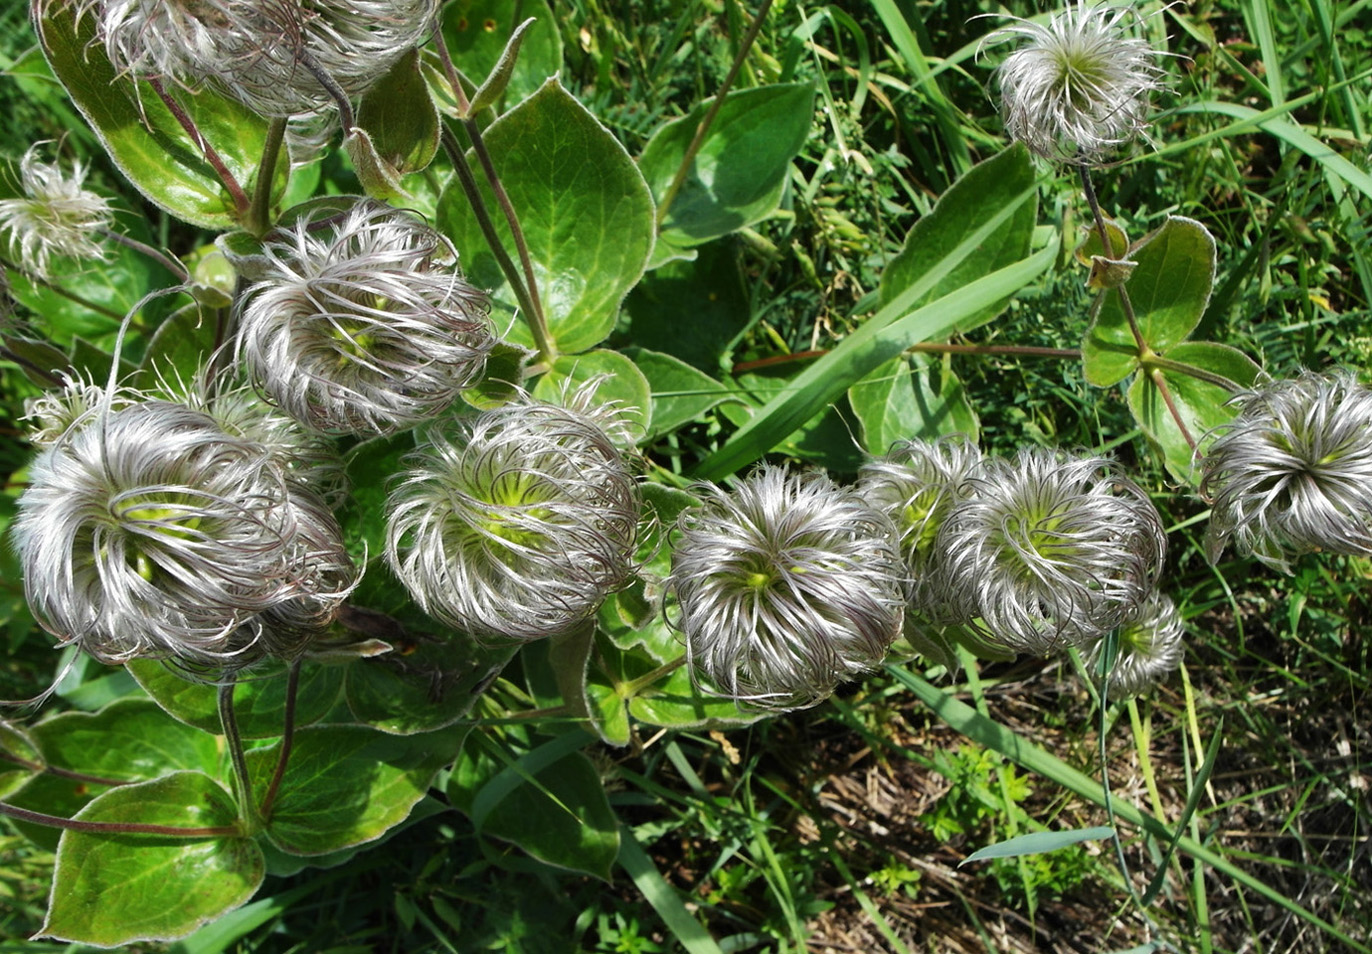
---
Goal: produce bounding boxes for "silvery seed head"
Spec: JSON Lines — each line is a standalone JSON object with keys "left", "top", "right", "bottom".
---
{"left": 1200, "top": 371, "right": 1372, "bottom": 572}
{"left": 0, "top": 145, "right": 112, "bottom": 280}
{"left": 668, "top": 465, "right": 907, "bottom": 711}
{"left": 857, "top": 436, "right": 983, "bottom": 616}
{"left": 983, "top": 1, "right": 1167, "bottom": 164}
{"left": 385, "top": 390, "right": 641, "bottom": 643}
{"left": 236, "top": 199, "right": 495, "bottom": 436}
{"left": 14, "top": 398, "right": 357, "bottom": 668}
{"left": 82, "top": 0, "right": 438, "bottom": 119}
{"left": 23, "top": 372, "right": 135, "bottom": 447}
{"left": 936, "top": 448, "right": 1166, "bottom": 655}
{"left": 1080, "top": 590, "right": 1184, "bottom": 698}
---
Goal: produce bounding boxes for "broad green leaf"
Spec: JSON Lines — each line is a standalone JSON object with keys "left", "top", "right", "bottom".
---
{"left": 35, "top": 2, "right": 271, "bottom": 229}
{"left": 849, "top": 353, "right": 979, "bottom": 454}
{"left": 878, "top": 144, "right": 1037, "bottom": 330}
{"left": 7, "top": 698, "right": 221, "bottom": 849}
{"left": 625, "top": 347, "right": 732, "bottom": 441}
{"left": 250, "top": 724, "right": 463, "bottom": 856}
{"left": 344, "top": 637, "right": 517, "bottom": 735}
{"left": 437, "top": 78, "right": 655, "bottom": 355}
{"left": 1127, "top": 342, "right": 1261, "bottom": 484}
{"left": 694, "top": 161, "right": 1052, "bottom": 479}
{"left": 462, "top": 340, "right": 532, "bottom": 409}
{"left": 531, "top": 349, "right": 653, "bottom": 445}
{"left": 442, "top": 0, "right": 563, "bottom": 108}
{"left": 0, "top": 720, "right": 41, "bottom": 799}
{"left": 450, "top": 730, "right": 618, "bottom": 880}
{"left": 42, "top": 772, "right": 262, "bottom": 947}
{"left": 639, "top": 83, "right": 815, "bottom": 246}
{"left": 636, "top": 481, "right": 699, "bottom": 578}
{"left": 960, "top": 826, "right": 1115, "bottom": 866}
{"left": 258, "top": 795, "right": 450, "bottom": 878}
{"left": 338, "top": 432, "right": 415, "bottom": 560}
{"left": 128, "top": 658, "right": 344, "bottom": 741}
{"left": 469, "top": 18, "right": 536, "bottom": 114}
{"left": 137, "top": 302, "right": 218, "bottom": 386}
{"left": 623, "top": 241, "right": 750, "bottom": 371}
{"left": 1083, "top": 216, "right": 1218, "bottom": 387}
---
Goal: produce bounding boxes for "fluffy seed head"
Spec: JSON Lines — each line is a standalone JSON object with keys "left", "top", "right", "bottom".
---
{"left": 1081, "top": 591, "right": 1184, "bottom": 698}
{"left": 0, "top": 145, "right": 112, "bottom": 280}
{"left": 668, "top": 466, "right": 907, "bottom": 711}
{"left": 983, "top": 1, "right": 1167, "bottom": 164}
{"left": 936, "top": 448, "right": 1166, "bottom": 655}
{"left": 236, "top": 199, "right": 495, "bottom": 436}
{"left": 84, "top": 0, "right": 438, "bottom": 118}
{"left": 385, "top": 390, "right": 641, "bottom": 643}
{"left": 14, "top": 396, "right": 357, "bottom": 669}
{"left": 857, "top": 436, "right": 983, "bottom": 617}
{"left": 1200, "top": 371, "right": 1372, "bottom": 572}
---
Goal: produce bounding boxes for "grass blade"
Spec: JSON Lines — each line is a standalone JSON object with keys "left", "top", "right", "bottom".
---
{"left": 1141, "top": 717, "right": 1224, "bottom": 905}
{"left": 617, "top": 823, "right": 726, "bottom": 954}
{"left": 960, "top": 826, "right": 1117, "bottom": 866}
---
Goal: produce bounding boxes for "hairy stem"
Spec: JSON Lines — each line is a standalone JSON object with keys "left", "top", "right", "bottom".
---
{"left": 431, "top": 25, "right": 549, "bottom": 352}
{"left": 1079, "top": 165, "right": 1148, "bottom": 354}
{"left": 1150, "top": 367, "right": 1199, "bottom": 451}
{"left": 440, "top": 125, "right": 553, "bottom": 363}
{"left": 0, "top": 750, "right": 130, "bottom": 788}
{"left": 258, "top": 658, "right": 300, "bottom": 822}
{"left": 1145, "top": 353, "right": 1245, "bottom": 393}
{"left": 298, "top": 51, "right": 354, "bottom": 132}
{"left": 150, "top": 78, "right": 249, "bottom": 218}
{"left": 218, "top": 675, "right": 261, "bottom": 832}
{"left": 99, "top": 229, "right": 189, "bottom": 282}
{"left": 657, "top": 0, "right": 776, "bottom": 228}
{"left": 246, "top": 117, "right": 289, "bottom": 237}
{"left": 0, "top": 801, "right": 238, "bottom": 838}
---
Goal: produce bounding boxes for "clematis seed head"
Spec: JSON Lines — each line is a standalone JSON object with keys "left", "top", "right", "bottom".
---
{"left": 0, "top": 145, "right": 112, "bottom": 280}
{"left": 1080, "top": 590, "right": 1184, "bottom": 698}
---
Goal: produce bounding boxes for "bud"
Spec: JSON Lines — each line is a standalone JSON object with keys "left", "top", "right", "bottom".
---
{"left": 668, "top": 466, "right": 907, "bottom": 711}
{"left": 15, "top": 396, "right": 356, "bottom": 669}
{"left": 0, "top": 145, "right": 112, "bottom": 280}
{"left": 235, "top": 199, "right": 495, "bottom": 435}
{"left": 936, "top": 448, "right": 1166, "bottom": 655}
{"left": 1200, "top": 371, "right": 1372, "bottom": 572}
{"left": 982, "top": 1, "right": 1167, "bottom": 164}
{"left": 385, "top": 390, "right": 641, "bottom": 642}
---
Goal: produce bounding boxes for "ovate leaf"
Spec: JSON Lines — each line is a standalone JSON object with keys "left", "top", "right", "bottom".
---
{"left": 639, "top": 83, "right": 815, "bottom": 246}
{"left": 849, "top": 353, "right": 979, "bottom": 454}
{"left": 531, "top": 349, "right": 653, "bottom": 445}
{"left": 42, "top": 772, "right": 263, "bottom": 946}
{"left": 437, "top": 77, "right": 654, "bottom": 354}
{"left": 442, "top": 0, "right": 563, "bottom": 107}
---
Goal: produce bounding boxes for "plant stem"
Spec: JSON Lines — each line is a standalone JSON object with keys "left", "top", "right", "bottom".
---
{"left": 0, "top": 345, "right": 64, "bottom": 386}
{"left": 1149, "top": 366, "right": 1199, "bottom": 451}
{"left": 298, "top": 51, "right": 355, "bottom": 132}
{"left": 440, "top": 125, "right": 554, "bottom": 363}
{"left": 99, "top": 229, "right": 189, "bottom": 282}
{"left": 731, "top": 341, "right": 1080, "bottom": 373}
{"left": 218, "top": 674, "right": 261, "bottom": 832}
{"left": 1079, "top": 165, "right": 1148, "bottom": 354}
{"left": 149, "top": 77, "right": 249, "bottom": 219}
{"left": 258, "top": 658, "right": 300, "bottom": 822}
{"left": 0, "top": 255, "right": 129, "bottom": 322}
{"left": 0, "top": 801, "right": 238, "bottom": 838}
{"left": 431, "top": 25, "right": 550, "bottom": 353}
{"left": 656, "top": 0, "right": 775, "bottom": 228}
{"left": 1144, "top": 353, "right": 1245, "bottom": 393}
{"left": 0, "top": 750, "right": 129, "bottom": 788}
{"left": 246, "top": 118, "right": 289, "bottom": 237}
{"left": 622, "top": 656, "right": 688, "bottom": 697}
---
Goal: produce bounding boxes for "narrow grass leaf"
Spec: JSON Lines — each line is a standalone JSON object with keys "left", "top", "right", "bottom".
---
{"left": 617, "top": 823, "right": 725, "bottom": 954}
{"left": 1141, "top": 718, "right": 1225, "bottom": 905}
{"left": 961, "top": 826, "right": 1116, "bottom": 867}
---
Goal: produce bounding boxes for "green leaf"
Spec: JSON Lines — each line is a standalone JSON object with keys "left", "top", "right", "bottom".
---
{"left": 250, "top": 725, "right": 463, "bottom": 856}
{"left": 849, "top": 353, "right": 979, "bottom": 454}
{"left": 696, "top": 238, "right": 1048, "bottom": 477}
{"left": 469, "top": 18, "right": 537, "bottom": 114}
{"left": 344, "top": 637, "right": 517, "bottom": 735}
{"left": 878, "top": 144, "right": 1037, "bottom": 330}
{"left": 442, "top": 0, "right": 563, "bottom": 108}
{"left": 437, "top": 78, "right": 655, "bottom": 355}
{"left": 450, "top": 730, "right": 618, "bottom": 880}
{"left": 338, "top": 433, "right": 415, "bottom": 560}
{"left": 639, "top": 83, "right": 815, "bottom": 246}
{"left": 127, "top": 658, "right": 344, "bottom": 741}
{"left": 7, "top": 698, "right": 222, "bottom": 849}
{"left": 617, "top": 823, "right": 726, "bottom": 954}
{"left": 137, "top": 302, "right": 218, "bottom": 386}
{"left": 719, "top": 367, "right": 867, "bottom": 473}
{"left": 623, "top": 347, "right": 731, "bottom": 441}
{"left": 0, "top": 719, "right": 42, "bottom": 799}
{"left": 41, "top": 772, "right": 263, "bottom": 947}
{"left": 1128, "top": 342, "right": 1262, "bottom": 484}
{"left": 623, "top": 241, "right": 750, "bottom": 371}
{"left": 531, "top": 349, "right": 653, "bottom": 444}
{"left": 960, "top": 826, "right": 1115, "bottom": 866}
{"left": 1083, "top": 216, "right": 1218, "bottom": 387}
{"left": 35, "top": 2, "right": 270, "bottom": 229}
